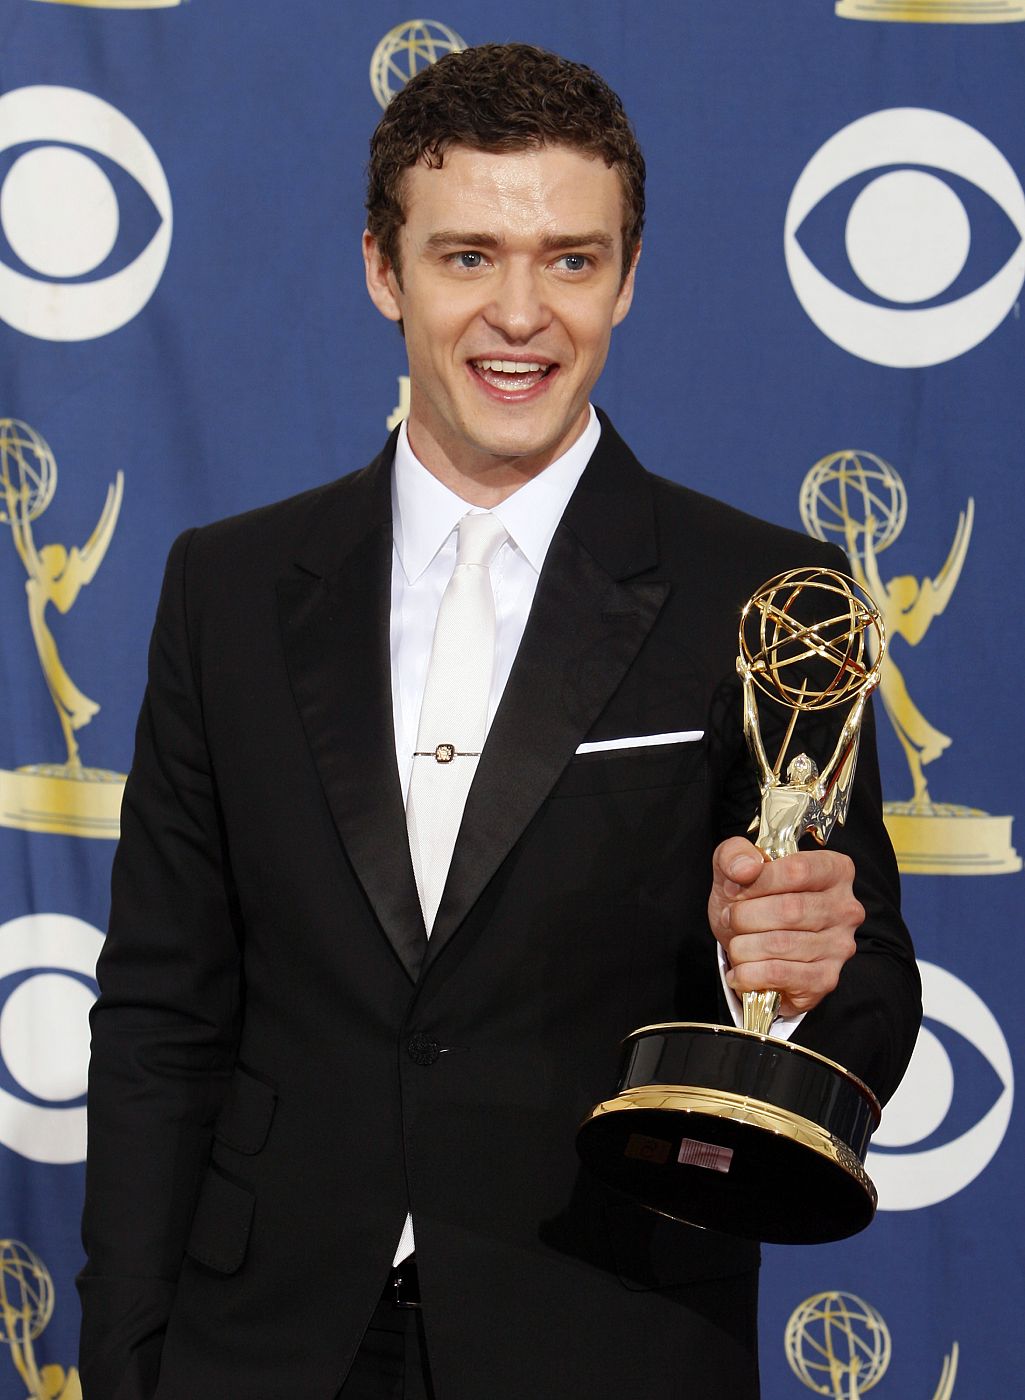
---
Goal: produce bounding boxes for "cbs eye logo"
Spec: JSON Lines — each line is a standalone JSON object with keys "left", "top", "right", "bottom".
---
{"left": 0, "top": 913, "right": 103, "bottom": 1165}
{"left": 866, "top": 960, "right": 1013, "bottom": 1211}
{"left": 784, "top": 108, "right": 1025, "bottom": 367}
{"left": 0, "top": 85, "right": 172, "bottom": 341}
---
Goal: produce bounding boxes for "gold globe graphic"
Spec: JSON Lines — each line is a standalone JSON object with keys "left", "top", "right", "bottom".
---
{"left": 370, "top": 20, "right": 467, "bottom": 109}
{"left": 0, "top": 1240, "right": 54, "bottom": 1346}
{"left": 800, "top": 450, "right": 907, "bottom": 558}
{"left": 739, "top": 567, "right": 884, "bottom": 713}
{"left": 0, "top": 419, "right": 56, "bottom": 525}
{"left": 785, "top": 1290, "right": 891, "bottom": 1397}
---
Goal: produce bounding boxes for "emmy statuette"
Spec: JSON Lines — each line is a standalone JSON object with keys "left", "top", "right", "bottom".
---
{"left": 576, "top": 568, "right": 886, "bottom": 1243}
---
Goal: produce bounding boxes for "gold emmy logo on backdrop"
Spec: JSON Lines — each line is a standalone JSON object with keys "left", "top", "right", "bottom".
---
{"left": 0, "top": 1240, "right": 81, "bottom": 1400}
{"left": 785, "top": 1290, "right": 958, "bottom": 1399}
{"left": 0, "top": 420, "right": 125, "bottom": 839}
{"left": 30, "top": 1, "right": 181, "bottom": 9}
{"left": 370, "top": 20, "right": 467, "bottom": 108}
{"left": 800, "top": 450, "right": 1020, "bottom": 875}
{"left": 837, "top": 0, "right": 1025, "bottom": 20}
{"left": 387, "top": 375, "right": 411, "bottom": 431}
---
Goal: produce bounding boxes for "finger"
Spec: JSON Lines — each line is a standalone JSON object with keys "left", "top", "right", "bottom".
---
{"left": 723, "top": 888, "right": 864, "bottom": 939}
{"left": 730, "top": 850, "right": 855, "bottom": 900}
{"left": 724, "top": 926, "right": 858, "bottom": 970}
{"left": 712, "top": 836, "right": 765, "bottom": 898}
{"left": 725, "top": 955, "right": 847, "bottom": 1014}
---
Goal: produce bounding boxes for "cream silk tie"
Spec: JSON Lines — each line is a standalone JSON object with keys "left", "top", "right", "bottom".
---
{"left": 406, "top": 511, "right": 509, "bottom": 935}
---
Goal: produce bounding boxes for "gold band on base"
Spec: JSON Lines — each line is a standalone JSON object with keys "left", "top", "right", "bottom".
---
{"left": 623, "top": 1020, "right": 882, "bottom": 1116}
{"left": 583, "top": 1084, "right": 878, "bottom": 1207}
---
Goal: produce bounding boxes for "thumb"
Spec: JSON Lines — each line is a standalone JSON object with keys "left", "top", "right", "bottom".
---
{"left": 712, "top": 836, "right": 765, "bottom": 899}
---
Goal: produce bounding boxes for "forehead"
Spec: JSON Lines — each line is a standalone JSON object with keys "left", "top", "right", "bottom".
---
{"left": 399, "top": 144, "right": 625, "bottom": 241}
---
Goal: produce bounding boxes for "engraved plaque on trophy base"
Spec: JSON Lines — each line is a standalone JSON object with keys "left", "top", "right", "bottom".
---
{"left": 577, "top": 1022, "right": 880, "bottom": 1244}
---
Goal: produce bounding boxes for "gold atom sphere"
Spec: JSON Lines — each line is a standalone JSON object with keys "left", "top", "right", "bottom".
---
{"left": 0, "top": 1239, "right": 54, "bottom": 1343}
{"left": 0, "top": 418, "right": 56, "bottom": 524}
{"left": 740, "top": 567, "right": 884, "bottom": 712}
{"left": 800, "top": 449, "right": 907, "bottom": 556}
{"left": 370, "top": 20, "right": 467, "bottom": 109}
{"left": 785, "top": 1289, "right": 891, "bottom": 1394}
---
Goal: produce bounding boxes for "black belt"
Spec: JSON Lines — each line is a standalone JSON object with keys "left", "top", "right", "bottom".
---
{"left": 386, "top": 1254, "right": 421, "bottom": 1309}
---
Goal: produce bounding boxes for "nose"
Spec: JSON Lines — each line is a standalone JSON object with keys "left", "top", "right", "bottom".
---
{"left": 483, "top": 262, "right": 552, "bottom": 342}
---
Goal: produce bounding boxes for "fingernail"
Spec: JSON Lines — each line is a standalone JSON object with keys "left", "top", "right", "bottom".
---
{"left": 728, "top": 856, "right": 760, "bottom": 881}
{"left": 725, "top": 969, "right": 736, "bottom": 988}
{"left": 720, "top": 905, "right": 731, "bottom": 930}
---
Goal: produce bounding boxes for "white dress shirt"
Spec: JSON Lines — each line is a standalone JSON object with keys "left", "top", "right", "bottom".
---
{"left": 387, "top": 406, "right": 800, "bottom": 1263}
{"left": 390, "top": 408, "right": 601, "bottom": 800}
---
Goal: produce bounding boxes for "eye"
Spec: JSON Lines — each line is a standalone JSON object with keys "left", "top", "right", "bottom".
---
{"left": 866, "top": 959, "right": 1013, "bottom": 1211}
{"left": 451, "top": 251, "right": 485, "bottom": 269}
{"left": 0, "top": 85, "right": 172, "bottom": 342}
{"left": 784, "top": 108, "right": 1025, "bottom": 367}
{"left": 555, "top": 254, "right": 589, "bottom": 273}
{"left": 0, "top": 912, "right": 103, "bottom": 1165}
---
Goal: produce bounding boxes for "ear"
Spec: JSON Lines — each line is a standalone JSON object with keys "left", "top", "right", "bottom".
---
{"left": 363, "top": 230, "right": 403, "bottom": 323}
{"left": 611, "top": 240, "right": 641, "bottom": 327}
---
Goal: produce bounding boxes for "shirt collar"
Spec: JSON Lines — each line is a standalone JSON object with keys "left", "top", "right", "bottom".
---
{"left": 392, "top": 405, "right": 600, "bottom": 583}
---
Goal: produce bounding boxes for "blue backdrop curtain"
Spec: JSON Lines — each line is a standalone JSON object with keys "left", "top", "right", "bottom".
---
{"left": 0, "top": 3, "right": 1020, "bottom": 1395}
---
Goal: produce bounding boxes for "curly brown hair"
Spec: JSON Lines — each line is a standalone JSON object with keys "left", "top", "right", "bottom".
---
{"left": 366, "top": 43, "right": 645, "bottom": 285}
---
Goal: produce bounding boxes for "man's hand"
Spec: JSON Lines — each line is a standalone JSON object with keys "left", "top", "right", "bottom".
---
{"left": 708, "top": 835, "right": 864, "bottom": 1018}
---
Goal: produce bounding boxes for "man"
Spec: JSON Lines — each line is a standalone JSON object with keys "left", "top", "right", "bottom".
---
{"left": 79, "top": 44, "right": 920, "bottom": 1400}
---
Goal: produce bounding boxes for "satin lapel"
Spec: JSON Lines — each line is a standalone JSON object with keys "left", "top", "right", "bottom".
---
{"left": 276, "top": 447, "right": 427, "bottom": 983}
{"left": 422, "top": 419, "right": 669, "bottom": 972}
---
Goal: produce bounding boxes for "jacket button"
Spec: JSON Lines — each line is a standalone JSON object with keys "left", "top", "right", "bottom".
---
{"left": 406, "top": 1033, "right": 442, "bottom": 1066}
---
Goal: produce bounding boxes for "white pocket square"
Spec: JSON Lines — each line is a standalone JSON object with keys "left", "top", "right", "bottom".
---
{"left": 575, "top": 730, "right": 704, "bottom": 755}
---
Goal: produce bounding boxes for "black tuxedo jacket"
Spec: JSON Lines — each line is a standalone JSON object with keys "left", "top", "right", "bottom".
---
{"left": 79, "top": 415, "right": 919, "bottom": 1399}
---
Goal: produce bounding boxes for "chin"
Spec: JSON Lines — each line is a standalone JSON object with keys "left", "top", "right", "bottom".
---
{"left": 466, "top": 420, "right": 567, "bottom": 464}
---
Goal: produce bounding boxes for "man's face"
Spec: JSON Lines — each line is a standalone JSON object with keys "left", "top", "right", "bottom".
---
{"left": 363, "top": 144, "right": 637, "bottom": 495}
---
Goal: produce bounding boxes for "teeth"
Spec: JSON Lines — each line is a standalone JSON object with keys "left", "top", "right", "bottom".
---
{"left": 474, "top": 359, "right": 547, "bottom": 373}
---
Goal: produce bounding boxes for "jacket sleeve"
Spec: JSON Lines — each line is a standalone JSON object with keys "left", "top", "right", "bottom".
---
{"left": 789, "top": 697, "right": 922, "bottom": 1106}
{"left": 78, "top": 529, "right": 244, "bottom": 1398}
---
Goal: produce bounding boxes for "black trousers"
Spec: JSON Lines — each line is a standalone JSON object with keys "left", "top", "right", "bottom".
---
{"left": 338, "top": 1294, "right": 435, "bottom": 1400}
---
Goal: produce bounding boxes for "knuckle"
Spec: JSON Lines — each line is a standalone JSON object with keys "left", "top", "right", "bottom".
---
{"left": 763, "top": 959, "right": 791, "bottom": 988}
{"left": 727, "top": 902, "right": 751, "bottom": 936}
{"left": 785, "top": 853, "right": 810, "bottom": 887}
{"left": 780, "top": 892, "right": 805, "bottom": 927}
{"left": 819, "top": 964, "right": 842, "bottom": 995}
{"left": 769, "top": 929, "right": 798, "bottom": 959}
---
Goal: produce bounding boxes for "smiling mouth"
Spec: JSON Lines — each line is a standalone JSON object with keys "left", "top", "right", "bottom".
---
{"left": 469, "top": 358, "right": 555, "bottom": 393}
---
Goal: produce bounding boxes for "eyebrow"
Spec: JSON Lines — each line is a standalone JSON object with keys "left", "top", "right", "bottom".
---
{"left": 423, "top": 230, "right": 616, "bottom": 254}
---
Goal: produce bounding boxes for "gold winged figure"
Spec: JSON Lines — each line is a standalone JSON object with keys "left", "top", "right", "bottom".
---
{"left": 3, "top": 468, "right": 124, "bottom": 772}
{"left": 846, "top": 500, "right": 973, "bottom": 809}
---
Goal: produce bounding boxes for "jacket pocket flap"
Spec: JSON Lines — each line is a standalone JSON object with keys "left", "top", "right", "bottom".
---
{"left": 186, "top": 1165, "right": 255, "bottom": 1274}
{"left": 213, "top": 1064, "right": 277, "bottom": 1155}
{"left": 552, "top": 738, "right": 707, "bottom": 799}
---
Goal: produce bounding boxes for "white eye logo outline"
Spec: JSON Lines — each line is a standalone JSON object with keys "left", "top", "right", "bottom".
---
{"left": 0, "top": 85, "right": 172, "bottom": 342}
{"left": 867, "top": 959, "right": 1013, "bottom": 1211}
{"left": 784, "top": 108, "right": 1025, "bottom": 368}
{"left": 0, "top": 913, "right": 103, "bottom": 1165}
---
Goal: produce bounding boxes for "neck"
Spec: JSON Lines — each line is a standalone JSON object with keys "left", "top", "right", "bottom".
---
{"left": 405, "top": 413, "right": 590, "bottom": 507}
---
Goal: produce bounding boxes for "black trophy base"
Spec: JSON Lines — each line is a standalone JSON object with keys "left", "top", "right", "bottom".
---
{"left": 576, "top": 1022, "right": 881, "bottom": 1245}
